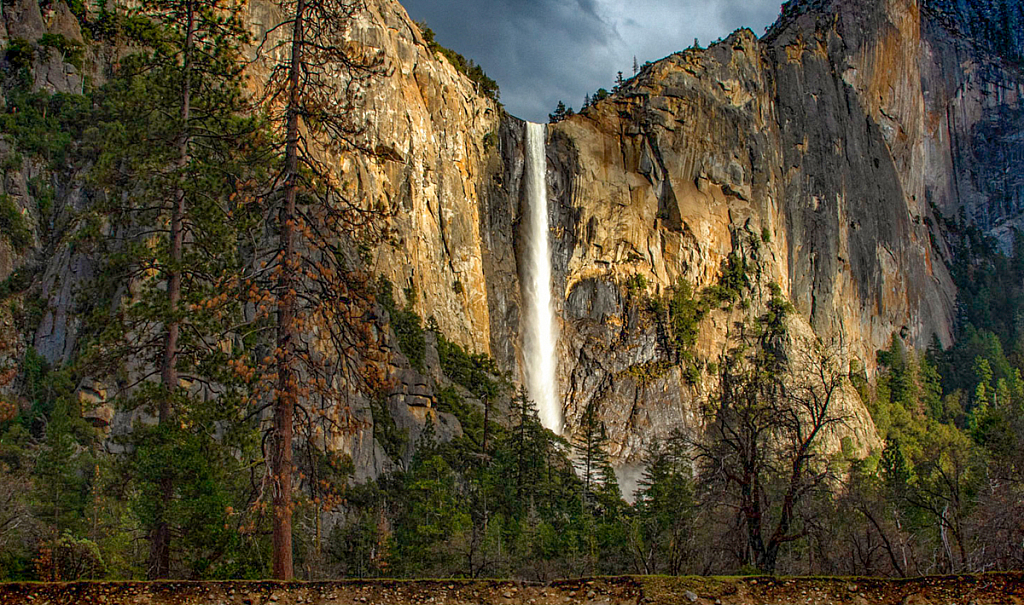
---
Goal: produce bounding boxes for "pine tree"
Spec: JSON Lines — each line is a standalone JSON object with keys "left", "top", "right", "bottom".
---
{"left": 508, "top": 386, "right": 547, "bottom": 506}
{"left": 548, "top": 100, "right": 567, "bottom": 124}
{"left": 76, "top": 0, "right": 261, "bottom": 579}
{"left": 254, "top": 0, "right": 390, "bottom": 579}
{"left": 633, "top": 433, "right": 695, "bottom": 574}
{"left": 633, "top": 56, "right": 639, "bottom": 76}
{"left": 140, "top": 0, "right": 252, "bottom": 577}
{"left": 572, "top": 402, "right": 616, "bottom": 509}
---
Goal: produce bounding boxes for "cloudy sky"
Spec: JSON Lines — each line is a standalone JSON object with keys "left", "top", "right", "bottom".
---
{"left": 400, "top": 0, "right": 781, "bottom": 122}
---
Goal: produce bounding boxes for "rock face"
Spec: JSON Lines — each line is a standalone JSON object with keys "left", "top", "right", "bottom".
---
{"left": 4, "top": 0, "right": 1024, "bottom": 475}
{"left": 474, "top": 0, "right": 1024, "bottom": 463}
{"left": 1, "top": 0, "right": 495, "bottom": 479}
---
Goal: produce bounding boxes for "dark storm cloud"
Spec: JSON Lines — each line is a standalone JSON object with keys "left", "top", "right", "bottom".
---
{"left": 399, "top": 0, "right": 779, "bottom": 122}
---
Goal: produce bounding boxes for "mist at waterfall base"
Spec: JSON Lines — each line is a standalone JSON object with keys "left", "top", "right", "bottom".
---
{"left": 521, "top": 122, "right": 563, "bottom": 435}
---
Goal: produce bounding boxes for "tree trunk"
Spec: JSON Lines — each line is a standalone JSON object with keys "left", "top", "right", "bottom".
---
{"left": 272, "top": 0, "right": 306, "bottom": 581}
{"left": 150, "top": 0, "right": 195, "bottom": 579}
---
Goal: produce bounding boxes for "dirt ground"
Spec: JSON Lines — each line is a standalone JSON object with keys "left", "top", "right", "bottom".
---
{"left": 1, "top": 574, "right": 1022, "bottom": 605}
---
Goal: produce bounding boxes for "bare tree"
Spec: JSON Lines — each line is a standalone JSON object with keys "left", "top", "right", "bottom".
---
{"left": 692, "top": 304, "right": 850, "bottom": 573}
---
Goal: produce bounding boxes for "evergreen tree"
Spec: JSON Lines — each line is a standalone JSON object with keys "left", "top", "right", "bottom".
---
{"left": 73, "top": 0, "right": 264, "bottom": 578}
{"left": 134, "top": 0, "right": 252, "bottom": 577}
{"left": 506, "top": 386, "right": 547, "bottom": 508}
{"left": 548, "top": 100, "right": 568, "bottom": 124}
{"left": 255, "top": 0, "right": 391, "bottom": 578}
{"left": 632, "top": 432, "right": 696, "bottom": 574}
{"left": 572, "top": 401, "right": 617, "bottom": 510}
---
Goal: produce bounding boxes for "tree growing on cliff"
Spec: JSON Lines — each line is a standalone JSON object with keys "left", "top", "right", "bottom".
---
{"left": 253, "top": 0, "right": 391, "bottom": 579}
{"left": 548, "top": 100, "right": 574, "bottom": 124}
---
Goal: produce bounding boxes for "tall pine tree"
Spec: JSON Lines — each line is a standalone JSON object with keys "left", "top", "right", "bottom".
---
{"left": 80, "top": 0, "right": 261, "bottom": 578}
{"left": 254, "top": 0, "right": 391, "bottom": 578}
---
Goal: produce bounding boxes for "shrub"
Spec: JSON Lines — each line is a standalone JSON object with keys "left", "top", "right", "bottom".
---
{"left": 28, "top": 177, "right": 54, "bottom": 222}
{"left": 0, "top": 267, "right": 34, "bottom": 300}
{"left": 668, "top": 278, "right": 706, "bottom": 359}
{"left": 33, "top": 531, "right": 105, "bottom": 581}
{"left": 0, "top": 195, "right": 32, "bottom": 250}
{"left": 39, "top": 33, "right": 85, "bottom": 71}
{"left": 435, "top": 330, "right": 504, "bottom": 401}
{"left": 4, "top": 38, "right": 35, "bottom": 74}
{"left": 625, "top": 273, "right": 648, "bottom": 299}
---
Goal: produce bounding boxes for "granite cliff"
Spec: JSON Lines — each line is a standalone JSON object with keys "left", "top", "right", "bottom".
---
{"left": 485, "top": 0, "right": 1024, "bottom": 463}
{"left": 2, "top": 0, "right": 1023, "bottom": 474}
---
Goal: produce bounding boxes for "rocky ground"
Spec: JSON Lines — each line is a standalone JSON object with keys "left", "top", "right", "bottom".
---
{"left": 1, "top": 575, "right": 1022, "bottom": 605}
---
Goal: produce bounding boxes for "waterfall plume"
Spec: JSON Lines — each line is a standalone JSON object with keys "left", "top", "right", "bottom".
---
{"left": 522, "top": 122, "right": 562, "bottom": 434}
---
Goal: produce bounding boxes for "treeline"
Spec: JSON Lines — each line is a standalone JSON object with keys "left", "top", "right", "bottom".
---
{"left": 415, "top": 22, "right": 499, "bottom": 103}
{"left": 316, "top": 232, "right": 1024, "bottom": 578}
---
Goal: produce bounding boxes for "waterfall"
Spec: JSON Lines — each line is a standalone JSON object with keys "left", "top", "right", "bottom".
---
{"left": 522, "top": 122, "right": 562, "bottom": 434}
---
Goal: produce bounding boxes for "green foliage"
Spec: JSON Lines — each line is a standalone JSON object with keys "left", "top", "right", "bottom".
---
{"left": 6, "top": 0, "right": 1024, "bottom": 581}
{"left": 622, "top": 359, "right": 672, "bottom": 386}
{"left": 87, "top": 7, "right": 166, "bottom": 46}
{"left": 0, "top": 195, "right": 32, "bottom": 250}
{"left": 377, "top": 278, "right": 427, "bottom": 372}
{"left": 703, "top": 252, "right": 750, "bottom": 307}
{"left": 0, "top": 87, "right": 94, "bottom": 169}
{"left": 387, "top": 430, "right": 472, "bottom": 576}
{"left": 644, "top": 252, "right": 761, "bottom": 383}
{"left": 482, "top": 131, "right": 497, "bottom": 151}
{"left": 369, "top": 394, "right": 408, "bottom": 463}
{"left": 666, "top": 278, "right": 705, "bottom": 364}
{"left": 417, "top": 22, "right": 500, "bottom": 102}
{"left": 31, "top": 396, "right": 98, "bottom": 536}
{"left": 572, "top": 400, "right": 621, "bottom": 508}
{"left": 39, "top": 33, "right": 85, "bottom": 70}
{"left": 434, "top": 385, "right": 485, "bottom": 445}
{"left": 121, "top": 416, "right": 260, "bottom": 578}
{"left": 3, "top": 38, "right": 35, "bottom": 77}
{"left": 0, "top": 267, "right": 34, "bottom": 300}
{"left": 434, "top": 329, "right": 505, "bottom": 401}
{"left": 28, "top": 176, "right": 55, "bottom": 223}
{"left": 325, "top": 487, "right": 387, "bottom": 578}
{"left": 37, "top": 530, "right": 106, "bottom": 581}
{"left": 624, "top": 273, "right": 648, "bottom": 299}
{"left": 632, "top": 433, "right": 697, "bottom": 574}
{"left": 548, "top": 100, "right": 574, "bottom": 124}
